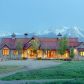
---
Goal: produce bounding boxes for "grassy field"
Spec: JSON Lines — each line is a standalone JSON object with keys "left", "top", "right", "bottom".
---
{"left": 1, "top": 61, "right": 84, "bottom": 83}
{"left": 0, "top": 66, "right": 22, "bottom": 74}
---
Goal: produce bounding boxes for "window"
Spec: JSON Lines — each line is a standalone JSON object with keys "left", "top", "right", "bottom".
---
{"left": 13, "top": 50, "right": 18, "bottom": 56}
{"left": 51, "top": 51, "right": 56, "bottom": 57}
{"left": 74, "top": 49, "right": 78, "bottom": 55}
{"left": 2, "top": 47, "right": 9, "bottom": 56}
{"left": 30, "top": 50, "right": 34, "bottom": 56}
{"left": 80, "top": 52, "right": 84, "bottom": 56}
{"left": 64, "top": 52, "right": 68, "bottom": 57}
{"left": 47, "top": 50, "right": 51, "bottom": 58}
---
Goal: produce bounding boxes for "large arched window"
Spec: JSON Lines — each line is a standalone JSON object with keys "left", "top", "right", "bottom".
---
{"left": 2, "top": 47, "right": 9, "bottom": 56}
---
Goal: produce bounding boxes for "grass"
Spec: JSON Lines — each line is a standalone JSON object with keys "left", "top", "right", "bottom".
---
{"left": 17, "top": 79, "right": 84, "bottom": 84}
{"left": 1, "top": 61, "right": 84, "bottom": 83}
{"left": 0, "top": 66, "right": 22, "bottom": 74}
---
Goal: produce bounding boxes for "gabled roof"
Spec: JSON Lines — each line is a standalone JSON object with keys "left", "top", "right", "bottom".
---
{"left": 68, "top": 38, "right": 78, "bottom": 42}
{"left": 76, "top": 42, "right": 84, "bottom": 49}
{"left": 0, "top": 37, "right": 80, "bottom": 50}
{"left": 39, "top": 38, "right": 58, "bottom": 49}
{"left": 0, "top": 38, "right": 31, "bottom": 49}
{"left": 39, "top": 38, "right": 79, "bottom": 49}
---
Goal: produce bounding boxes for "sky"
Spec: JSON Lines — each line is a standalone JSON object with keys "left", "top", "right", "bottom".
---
{"left": 0, "top": 0, "right": 84, "bottom": 33}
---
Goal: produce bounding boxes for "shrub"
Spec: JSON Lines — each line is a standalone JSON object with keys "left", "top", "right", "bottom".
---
{"left": 36, "top": 57, "right": 42, "bottom": 60}
{"left": 64, "top": 58, "right": 72, "bottom": 61}
{"left": 22, "top": 57, "right": 28, "bottom": 60}
{"left": 70, "top": 48, "right": 75, "bottom": 59}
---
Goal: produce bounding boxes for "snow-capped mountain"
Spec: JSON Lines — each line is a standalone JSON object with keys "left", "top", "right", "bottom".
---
{"left": 62, "top": 26, "right": 84, "bottom": 38}
{"left": 0, "top": 26, "right": 84, "bottom": 41}
{"left": 37, "top": 26, "right": 84, "bottom": 38}
{"left": 0, "top": 32, "right": 11, "bottom": 37}
{"left": 36, "top": 26, "right": 84, "bottom": 41}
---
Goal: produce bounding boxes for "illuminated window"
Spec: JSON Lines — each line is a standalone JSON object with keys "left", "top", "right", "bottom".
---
{"left": 51, "top": 51, "right": 56, "bottom": 57}
{"left": 47, "top": 50, "right": 51, "bottom": 58}
{"left": 2, "top": 47, "right": 9, "bottom": 56}
{"left": 13, "top": 50, "right": 18, "bottom": 56}
{"left": 27, "top": 50, "right": 30, "bottom": 54}
{"left": 74, "top": 49, "right": 78, "bottom": 55}
{"left": 30, "top": 50, "right": 34, "bottom": 56}
{"left": 64, "top": 53, "right": 68, "bottom": 57}
{"left": 22, "top": 50, "right": 27, "bottom": 58}
{"left": 64, "top": 51, "right": 69, "bottom": 58}
{"left": 80, "top": 52, "right": 84, "bottom": 56}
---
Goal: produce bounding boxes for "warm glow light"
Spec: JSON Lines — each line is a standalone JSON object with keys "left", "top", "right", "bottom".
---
{"left": 80, "top": 52, "right": 84, "bottom": 56}
{"left": 13, "top": 50, "right": 18, "bottom": 56}
{"left": 37, "top": 50, "right": 42, "bottom": 58}
{"left": 83, "top": 52, "right": 84, "bottom": 56}
{"left": 2, "top": 47, "right": 9, "bottom": 56}
{"left": 22, "top": 50, "right": 27, "bottom": 58}
{"left": 66, "top": 53, "right": 68, "bottom": 57}
{"left": 74, "top": 49, "right": 78, "bottom": 55}
{"left": 27, "top": 50, "right": 30, "bottom": 54}
{"left": 64, "top": 52, "right": 68, "bottom": 58}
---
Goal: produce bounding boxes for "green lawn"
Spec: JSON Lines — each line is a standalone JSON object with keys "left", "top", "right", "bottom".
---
{"left": 1, "top": 61, "right": 84, "bottom": 83}
{"left": 0, "top": 66, "right": 22, "bottom": 74}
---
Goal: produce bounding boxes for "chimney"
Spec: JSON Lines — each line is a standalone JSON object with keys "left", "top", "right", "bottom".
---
{"left": 57, "top": 33, "right": 62, "bottom": 40}
{"left": 11, "top": 33, "right": 16, "bottom": 39}
{"left": 24, "top": 33, "right": 28, "bottom": 38}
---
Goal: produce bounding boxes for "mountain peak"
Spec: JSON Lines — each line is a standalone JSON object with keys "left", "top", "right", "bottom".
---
{"left": 0, "top": 26, "right": 84, "bottom": 41}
